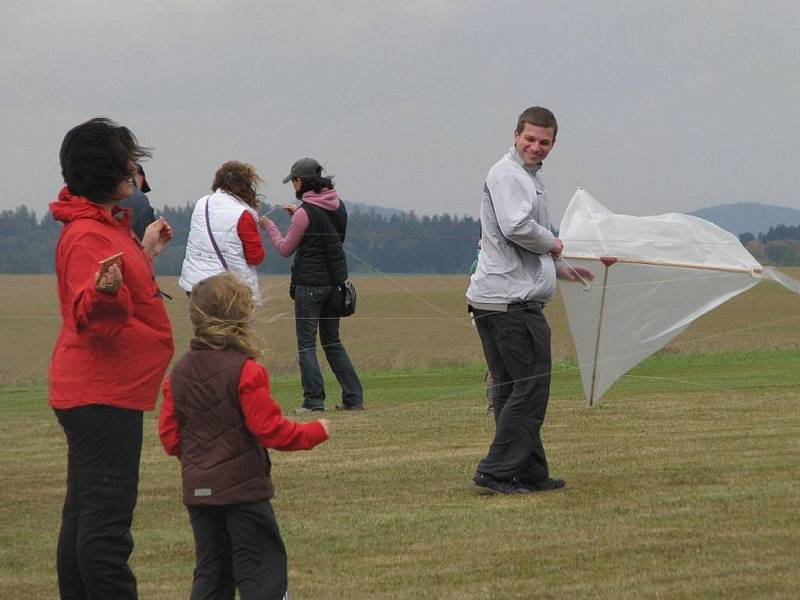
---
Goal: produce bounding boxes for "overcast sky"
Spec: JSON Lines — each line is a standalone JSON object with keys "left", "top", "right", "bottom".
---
{"left": 2, "top": 0, "right": 799, "bottom": 223}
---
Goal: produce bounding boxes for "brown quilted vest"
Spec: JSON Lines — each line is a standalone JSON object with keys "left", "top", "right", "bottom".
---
{"left": 169, "top": 340, "right": 275, "bottom": 505}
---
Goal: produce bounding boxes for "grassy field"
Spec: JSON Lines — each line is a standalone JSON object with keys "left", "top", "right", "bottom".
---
{"left": 1, "top": 272, "right": 799, "bottom": 598}
{"left": 1, "top": 270, "right": 799, "bottom": 385}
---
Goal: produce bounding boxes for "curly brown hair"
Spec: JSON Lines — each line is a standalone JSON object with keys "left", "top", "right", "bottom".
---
{"left": 211, "top": 161, "right": 263, "bottom": 208}
{"left": 189, "top": 273, "right": 262, "bottom": 359}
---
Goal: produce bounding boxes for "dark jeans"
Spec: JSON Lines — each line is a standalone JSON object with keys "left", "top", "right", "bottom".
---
{"left": 188, "top": 500, "right": 288, "bottom": 600}
{"left": 472, "top": 306, "right": 552, "bottom": 483}
{"left": 294, "top": 284, "right": 363, "bottom": 409}
{"left": 54, "top": 404, "right": 143, "bottom": 600}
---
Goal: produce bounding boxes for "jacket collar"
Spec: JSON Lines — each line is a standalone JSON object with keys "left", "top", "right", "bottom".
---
{"left": 50, "top": 186, "right": 132, "bottom": 230}
{"left": 508, "top": 145, "right": 542, "bottom": 177}
{"left": 190, "top": 338, "right": 213, "bottom": 351}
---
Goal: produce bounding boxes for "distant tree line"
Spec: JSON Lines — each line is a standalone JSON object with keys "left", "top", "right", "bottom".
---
{"left": 0, "top": 204, "right": 481, "bottom": 275}
{"left": 3, "top": 203, "right": 798, "bottom": 275}
{"left": 739, "top": 225, "right": 800, "bottom": 267}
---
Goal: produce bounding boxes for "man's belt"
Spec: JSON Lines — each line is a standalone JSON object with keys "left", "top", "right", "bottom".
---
{"left": 469, "top": 300, "right": 545, "bottom": 312}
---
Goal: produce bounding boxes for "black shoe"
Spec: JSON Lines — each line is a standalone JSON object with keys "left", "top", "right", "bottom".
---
{"left": 473, "top": 472, "right": 518, "bottom": 495}
{"left": 335, "top": 403, "right": 364, "bottom": 411}
{"left": 515, "top": 477, "right": 566, "bottom": 493}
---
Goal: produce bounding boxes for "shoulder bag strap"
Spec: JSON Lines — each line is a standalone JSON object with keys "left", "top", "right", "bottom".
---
{"left": 204, "top": 194, "right": 229, "bottom": 270}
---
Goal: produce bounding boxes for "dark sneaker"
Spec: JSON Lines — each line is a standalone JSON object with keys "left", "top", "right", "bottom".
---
{"left": 335, "top": 404, "right": 364, "bottom": 411}
{"left": 515, "top": 477, "right": 566, "bottom": 493}
{"left": 294, "top": 406, "right": 325, "bottom": 415}
{"left": 473, "top": 472, "right": 518, "bottom": 495}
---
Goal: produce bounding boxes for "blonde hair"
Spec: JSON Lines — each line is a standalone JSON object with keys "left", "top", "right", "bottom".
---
{"left": 189, "top": 273, "right": 262, "bottom": 358}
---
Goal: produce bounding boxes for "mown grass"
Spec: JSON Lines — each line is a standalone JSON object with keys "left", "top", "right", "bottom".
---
{"left": 2, "top": 347, "right": 799, "bottom": 599}
{"left": 2, "top": 269, "right": 799, "bottom": 385}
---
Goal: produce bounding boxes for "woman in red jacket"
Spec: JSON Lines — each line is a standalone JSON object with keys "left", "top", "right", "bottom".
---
{"left": 49, "top": 117, "right": 175, "bottom": 599}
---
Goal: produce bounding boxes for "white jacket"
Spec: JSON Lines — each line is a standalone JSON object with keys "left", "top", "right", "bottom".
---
{"left": 466, "top": 146, "right": 559, "bottom": 306}
{"left": 179, "top": 190, "right": 261, "bottom": 304}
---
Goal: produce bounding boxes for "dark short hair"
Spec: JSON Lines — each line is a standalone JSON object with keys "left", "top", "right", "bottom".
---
{"left": 212, "top": 161, "right": 263, "bottom": 209}
{"left": 295, "top": 175, "right": 335, "bottom": 200}
{"left": 515, "top": 106, "right": 558, "bottom": 139}
{"left": 59, "top": 117, "right": 151, "bottom": 203}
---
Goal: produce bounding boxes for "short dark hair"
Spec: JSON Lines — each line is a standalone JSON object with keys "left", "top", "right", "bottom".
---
{"left": 212, "top": 161, "right": 263, "bottom": 209}
{"left": 59, "top": 117, "right": 151, "bottom": 203}
{"left": 516, "top": 106, "right": 558, "bottom": 139}
{"left": 295, "top": 175, "right": 335, "bottom": 200}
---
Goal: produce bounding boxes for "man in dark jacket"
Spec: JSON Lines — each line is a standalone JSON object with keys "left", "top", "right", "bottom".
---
{"left": 120, "top": 163, "right": 155, "bottom": 240}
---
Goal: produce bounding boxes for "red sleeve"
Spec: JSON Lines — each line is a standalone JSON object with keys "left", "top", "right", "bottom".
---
{"left": 158, "top": 376, "right": 182, "bottom": 457}
{"left": 237, "top": 212, "right": 266, "bottom": 265}
{"left": 239, "top": 360, "right": 329, "bottom": 450}
{"left": 59, "top": 231, "right": 134, "bottom": 337}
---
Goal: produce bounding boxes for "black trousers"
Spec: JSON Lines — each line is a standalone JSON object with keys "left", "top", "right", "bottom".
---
{"left": 187, "top": 500, "right": 288, "bottom": 600}
{"left": 472, "top": 306, "right": 552, "bottom": 483}
{"left": 54, "top": 404, "right": 143, "bottom": 600}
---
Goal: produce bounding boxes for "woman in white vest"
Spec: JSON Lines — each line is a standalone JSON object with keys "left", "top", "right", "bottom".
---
{"left": 180, "top": 161, "right": 266, "bottom": 304}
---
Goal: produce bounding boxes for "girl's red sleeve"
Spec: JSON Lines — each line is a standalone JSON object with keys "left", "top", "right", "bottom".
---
{"left": 158, "top": 376, "right": 182, "bottom": 456}
{"left": 239, "top": 359, "right": 328, "bottom": 450}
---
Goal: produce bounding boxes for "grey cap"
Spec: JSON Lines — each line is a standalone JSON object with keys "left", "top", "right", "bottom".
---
{"left": 282, "top": 157, "right": 323, "bottom": 184}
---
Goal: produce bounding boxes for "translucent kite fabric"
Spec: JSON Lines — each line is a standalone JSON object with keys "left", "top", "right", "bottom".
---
{"left": 558, "top": 188, "right": 799, "bottom": 406}
{"left": 560, "top": 188, "right": 762, "bottom": 272}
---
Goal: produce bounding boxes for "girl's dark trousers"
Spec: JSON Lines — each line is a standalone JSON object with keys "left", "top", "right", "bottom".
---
{"left": 188, "top": 500, "right": 288, "bottom": 600}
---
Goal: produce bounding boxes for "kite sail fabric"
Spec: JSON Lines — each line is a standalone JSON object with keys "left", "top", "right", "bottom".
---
{"left": 558, "top": 188, "right": 800, "bottom": 407}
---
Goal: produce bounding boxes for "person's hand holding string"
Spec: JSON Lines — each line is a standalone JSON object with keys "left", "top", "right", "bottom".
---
{"left": 258, "top": 204, "right": 297, "bottom": 231}
{"left": 95, "top": 258, "right": 123, "bottom": 295}
{"left": 142, "top": 217, "right": 173, "bottom": 258}
{"left": 258, "top": 215, "right": 274, "bottom": 230}
{"left": 557, "top": 263, "right": 595, "bottom": 283}
{"left": 552, "top": 239, "right": 594, "bottom": 287}
{"left": 550, "top": 237, "right": 564, "bottom": 258}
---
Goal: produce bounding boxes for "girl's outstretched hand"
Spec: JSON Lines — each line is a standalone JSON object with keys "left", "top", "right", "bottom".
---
{"left": 318, "top": 419, "right": 331, "bottom": 436}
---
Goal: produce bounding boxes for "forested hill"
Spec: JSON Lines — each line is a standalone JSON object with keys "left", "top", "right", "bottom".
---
{"left": 3, "top": 202, "right": 800, "bottom": 274}
{"left": 0, "top": 203, "right": 480, "bottom": 275}
{"left": 690, "top": 203, "right": 800, "bottom": 236}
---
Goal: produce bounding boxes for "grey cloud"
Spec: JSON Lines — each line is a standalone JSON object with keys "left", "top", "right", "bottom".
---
{"left": 1, "top": 0, "right": 798, "bottom": 223}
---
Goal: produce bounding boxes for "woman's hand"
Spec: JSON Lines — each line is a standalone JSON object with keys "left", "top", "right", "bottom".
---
{"left": 258, "top": 215, "right": 274, "bottom": 230}
{"left": 142, "top": 217, "right": 173, "bottom": 258}
{"left": 95, "top": 263, "right": 123, "bottom": 295}
{"left": 318, "top": 418, "right": 331, "bottom": 436}
{"left": 284, "top": 204, "right": 298, "bottom": 215}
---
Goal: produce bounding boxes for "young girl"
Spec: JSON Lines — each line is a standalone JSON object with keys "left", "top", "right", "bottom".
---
{"left": 159, "top": 272, "right": 329, "bottom": 600}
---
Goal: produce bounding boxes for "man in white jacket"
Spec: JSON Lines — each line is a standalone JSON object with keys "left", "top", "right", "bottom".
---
{"left": 466, "top": 106, "right": 593, "bottom": 495}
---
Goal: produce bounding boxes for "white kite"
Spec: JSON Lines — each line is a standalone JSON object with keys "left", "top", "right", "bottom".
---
{"left": 558, "top": 188, "right": 800, "bottom": 407}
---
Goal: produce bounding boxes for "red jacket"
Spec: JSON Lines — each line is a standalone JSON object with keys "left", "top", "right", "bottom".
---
{"left": 49, "top": 187, "right": 175, "bottom": 411}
